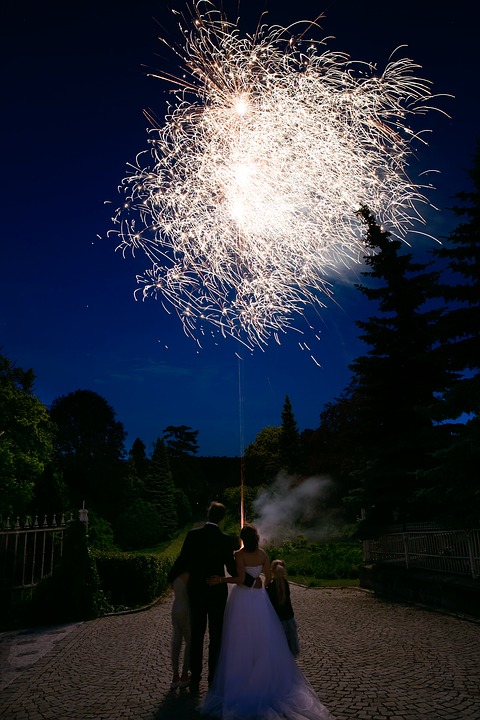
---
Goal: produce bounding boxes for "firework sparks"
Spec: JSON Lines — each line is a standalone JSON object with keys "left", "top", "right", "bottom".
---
{"left": 112, "top": 2, "right": 445, "bottom": 350}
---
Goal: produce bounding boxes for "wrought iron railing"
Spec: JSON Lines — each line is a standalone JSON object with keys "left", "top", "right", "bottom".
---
{"left": 364, "top": 528, "right": 480, "bottom": 579}
{"left": 1, "top": 507, "right": 88, "bottom": 600}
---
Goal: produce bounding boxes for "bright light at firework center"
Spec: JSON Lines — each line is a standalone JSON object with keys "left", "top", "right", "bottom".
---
{"left": 234, "top": 93, "right": 250, "bottom": 117}
{"left": 234, "top": 162, "right": 253, "bottom": 186}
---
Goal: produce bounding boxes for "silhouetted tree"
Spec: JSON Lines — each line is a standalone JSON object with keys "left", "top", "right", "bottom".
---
{"left": 278, "top": 395, "right": 301, "bottom": 474}
{"left": 49, "top": 389, "right": 126, "bottom": 518}
{"left": 128, "top": 437, "right": 149, "bottom": 482}
{"left": 114, "top": 437, "right": 149, "bottom": 509}
{"left": 162, "top": 425, "right": 201, "bottom": 507}
{"left": 421, "top": 144, "right": 480, "bottom": 524}
{"left": 163, "top": 425, "right": 199, "bottom": 458}
{"left": 346, "top": 206, "right": 449, "bottom": 534}
{"left": 244, "top": 426, "right": 281, "bottom": 485}
{"left": 301, "top": 391, "right": 364, "bottom": 521}
{"left": 145, "top": 438, "right": 177, "bottom": 538}
{"left": 0, "top": 353, "right": 54, "bottom": 517}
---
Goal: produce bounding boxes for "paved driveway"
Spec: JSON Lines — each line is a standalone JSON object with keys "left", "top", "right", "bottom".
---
{"left": 0, "top": 586, "right": 479, "bottom": 719}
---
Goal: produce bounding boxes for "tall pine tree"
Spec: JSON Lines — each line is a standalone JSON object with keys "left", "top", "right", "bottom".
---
{"left": 278, "top": 395, "right": 301, "bottom": 474}
{"left": 347, "top": 206, "right": 449, "bottom": 534}
{"left": 145, "top": 438, "right": 177, "bottom": 539}
{"left": 423, "top": 144, "right": 480, "bottom": 524}
{"left": 129, "top": 438, "right": 149, "bottom": 482}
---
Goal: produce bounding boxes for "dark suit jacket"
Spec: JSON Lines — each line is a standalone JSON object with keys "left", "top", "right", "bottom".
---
{"left": 176, "top": 523, "right": 238, "bottom": 598}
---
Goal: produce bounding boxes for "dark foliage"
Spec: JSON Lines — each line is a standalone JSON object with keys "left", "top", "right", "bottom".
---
{"left": 49, "top": 389, "right": 126, "bottom": 518}
{"left": 29, "top": 520, "right": 110, "bottom": 625}
{"left": 347, "top": 207, "right": 451, "bottom": 532}
{"left": 114, "top": 499, "right": 164, "bottom": 550}
{"left": 278, "top": 395, "right": 301, "bottom": 474}
{"left": 145, "top": 438, "right": 177, "bottom": 538}
{"left": 0, "top": 353, "right": 54, "bottom": 517}
{"left": 244, "top": 426, "right": 281, "bottom": 486}
{"left": 94, "top": 550, "right": 172, "bottom": 608}
{"left": 163, "top": 425, "right": 199, "bottom": 458}
{"left": 421, "top": 143, "right": 480, "bottom": 524}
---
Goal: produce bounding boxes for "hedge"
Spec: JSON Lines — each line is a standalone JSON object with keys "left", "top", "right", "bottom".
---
{"left": 93, "top": 551, "right": 174, "bottom": 609}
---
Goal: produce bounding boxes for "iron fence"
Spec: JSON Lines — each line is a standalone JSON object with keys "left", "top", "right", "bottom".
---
{"left": 364, "top": 528, "right": 480, "bottom": 579}
{"left": 1, "top": 508, "right": 88, "bottom": 601}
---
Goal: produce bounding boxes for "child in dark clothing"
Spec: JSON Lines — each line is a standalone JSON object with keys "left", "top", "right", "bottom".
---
{"left": 266, "top": 559, "right": 300, "bottom": 656}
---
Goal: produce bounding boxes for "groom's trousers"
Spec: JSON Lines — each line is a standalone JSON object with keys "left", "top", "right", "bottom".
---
{"left": 189, "top": 587, "right": 227, "bottom": 686}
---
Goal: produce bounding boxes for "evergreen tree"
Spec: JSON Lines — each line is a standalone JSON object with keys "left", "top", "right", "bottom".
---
{"left": 163, "top": 425, "right": 199, "bottom": 458}
{"left": 119, "top": 437, "right": 149, "bottom": 508}
{"left": 347, "top": 206, "right": 449, "bottom": 534}
{"left": 145, "top": 438, "right": 177, "bottom": 539}
{"left": 128, "top": 438, "right": 149, "bottom": 482}
{"left": 162, "top": 425, "right": 200, "bottom": 506}
{"left": 278, "top": 395, "right": 301, "bottom": 474}
{"left": 423, "top": 144, "right": 480, "bottom": 524}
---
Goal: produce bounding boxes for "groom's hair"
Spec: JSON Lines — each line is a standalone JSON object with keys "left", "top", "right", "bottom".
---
{"left": 207, "top": 502, "right": 226, "bottom": 524}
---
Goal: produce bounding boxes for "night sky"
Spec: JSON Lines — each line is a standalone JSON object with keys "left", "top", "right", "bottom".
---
{"left": 1, "top": 1, "right": 478, "bottom": 457}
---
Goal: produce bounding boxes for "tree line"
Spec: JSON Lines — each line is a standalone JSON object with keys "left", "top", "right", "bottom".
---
{"left": 1, "top": 145, "right": 478, "bottom": 543}
{"left": 241, "top": 145, "right": 479, "bottom": 535}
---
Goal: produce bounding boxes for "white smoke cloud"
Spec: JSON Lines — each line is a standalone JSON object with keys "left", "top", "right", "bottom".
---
{"left": 252, "top": 471, "right": 332, "bottom": 545}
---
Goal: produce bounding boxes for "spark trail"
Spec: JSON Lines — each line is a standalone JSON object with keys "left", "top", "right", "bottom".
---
{"left": 113, "top": 1, "right": 445, "bottom": 350}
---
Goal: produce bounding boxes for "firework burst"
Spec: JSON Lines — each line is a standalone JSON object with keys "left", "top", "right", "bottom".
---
{"left": 112, "top": 1, "right": 445, "bottom": 350}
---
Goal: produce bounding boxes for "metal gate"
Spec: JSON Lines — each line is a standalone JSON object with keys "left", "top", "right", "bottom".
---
{"left": 1, "top": 508, "right": 88, "bottom": 601}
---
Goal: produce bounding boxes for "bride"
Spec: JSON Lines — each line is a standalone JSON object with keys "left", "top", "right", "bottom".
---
{"left": 199, "top": 524, "right": 334, "bottom": 720}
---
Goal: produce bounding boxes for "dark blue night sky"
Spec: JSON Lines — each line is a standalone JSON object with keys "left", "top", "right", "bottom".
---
{"left": 1, "top": 1, "right": 477, "bottom": 456}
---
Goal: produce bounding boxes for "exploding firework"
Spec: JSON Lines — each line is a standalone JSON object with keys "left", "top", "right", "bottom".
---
{"left": 112, "top": 1, "right": 445, "bottom": 350}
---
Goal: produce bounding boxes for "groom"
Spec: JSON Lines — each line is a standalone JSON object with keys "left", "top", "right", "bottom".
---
{"left": 174, "top": 501, "right": 257, "bottom": 691}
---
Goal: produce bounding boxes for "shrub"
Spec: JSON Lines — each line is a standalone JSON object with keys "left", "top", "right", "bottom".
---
{"left": 87, "top": 511, "right": 116, "bottom": 550}
{"left": 114, "top": 499, "right": 164, "bottom": 550}
{"left": 267, "top": 538, "right": 363, "bottom": 580}
{"left": 174, "top": 488, "right": 193, "bottom": 526}
{"left": 29, "top": 520, "right": 111, "bottom": 625}
{"left": 94, "top": 551, "right": 173, "bottom": 608}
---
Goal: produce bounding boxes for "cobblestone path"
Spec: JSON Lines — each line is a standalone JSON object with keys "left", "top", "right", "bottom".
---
{"left": 0, "top": 586, "right": 479, "bottom": 719}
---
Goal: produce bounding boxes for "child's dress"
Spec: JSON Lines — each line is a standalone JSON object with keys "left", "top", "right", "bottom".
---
{"left": 267, "top": 577, "right": 300, "bottom": 656}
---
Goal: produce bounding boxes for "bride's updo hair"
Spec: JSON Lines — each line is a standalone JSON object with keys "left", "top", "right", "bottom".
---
{"left": 240, "top": 524, "right": 260, "bottom": 552}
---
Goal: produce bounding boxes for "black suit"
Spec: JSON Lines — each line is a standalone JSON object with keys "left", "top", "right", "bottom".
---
{"left": 176, "top": 522, "right": 246, "bottom": 685}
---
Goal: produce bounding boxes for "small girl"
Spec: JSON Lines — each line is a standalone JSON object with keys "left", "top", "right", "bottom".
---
{"left": 266, "top": 559, "right": 300, "bottom": 656}
{"left": 167, "top": 558, "right": 191, "bottom": 690}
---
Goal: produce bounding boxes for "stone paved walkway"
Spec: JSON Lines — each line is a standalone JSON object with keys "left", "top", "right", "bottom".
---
{"left": 0, "top": 586, "right": 479, "bottom": 719}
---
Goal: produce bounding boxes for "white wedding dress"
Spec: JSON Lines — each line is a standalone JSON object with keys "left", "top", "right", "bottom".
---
{"left": 198, "top": 565, "right": 334, "bottom": 720}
